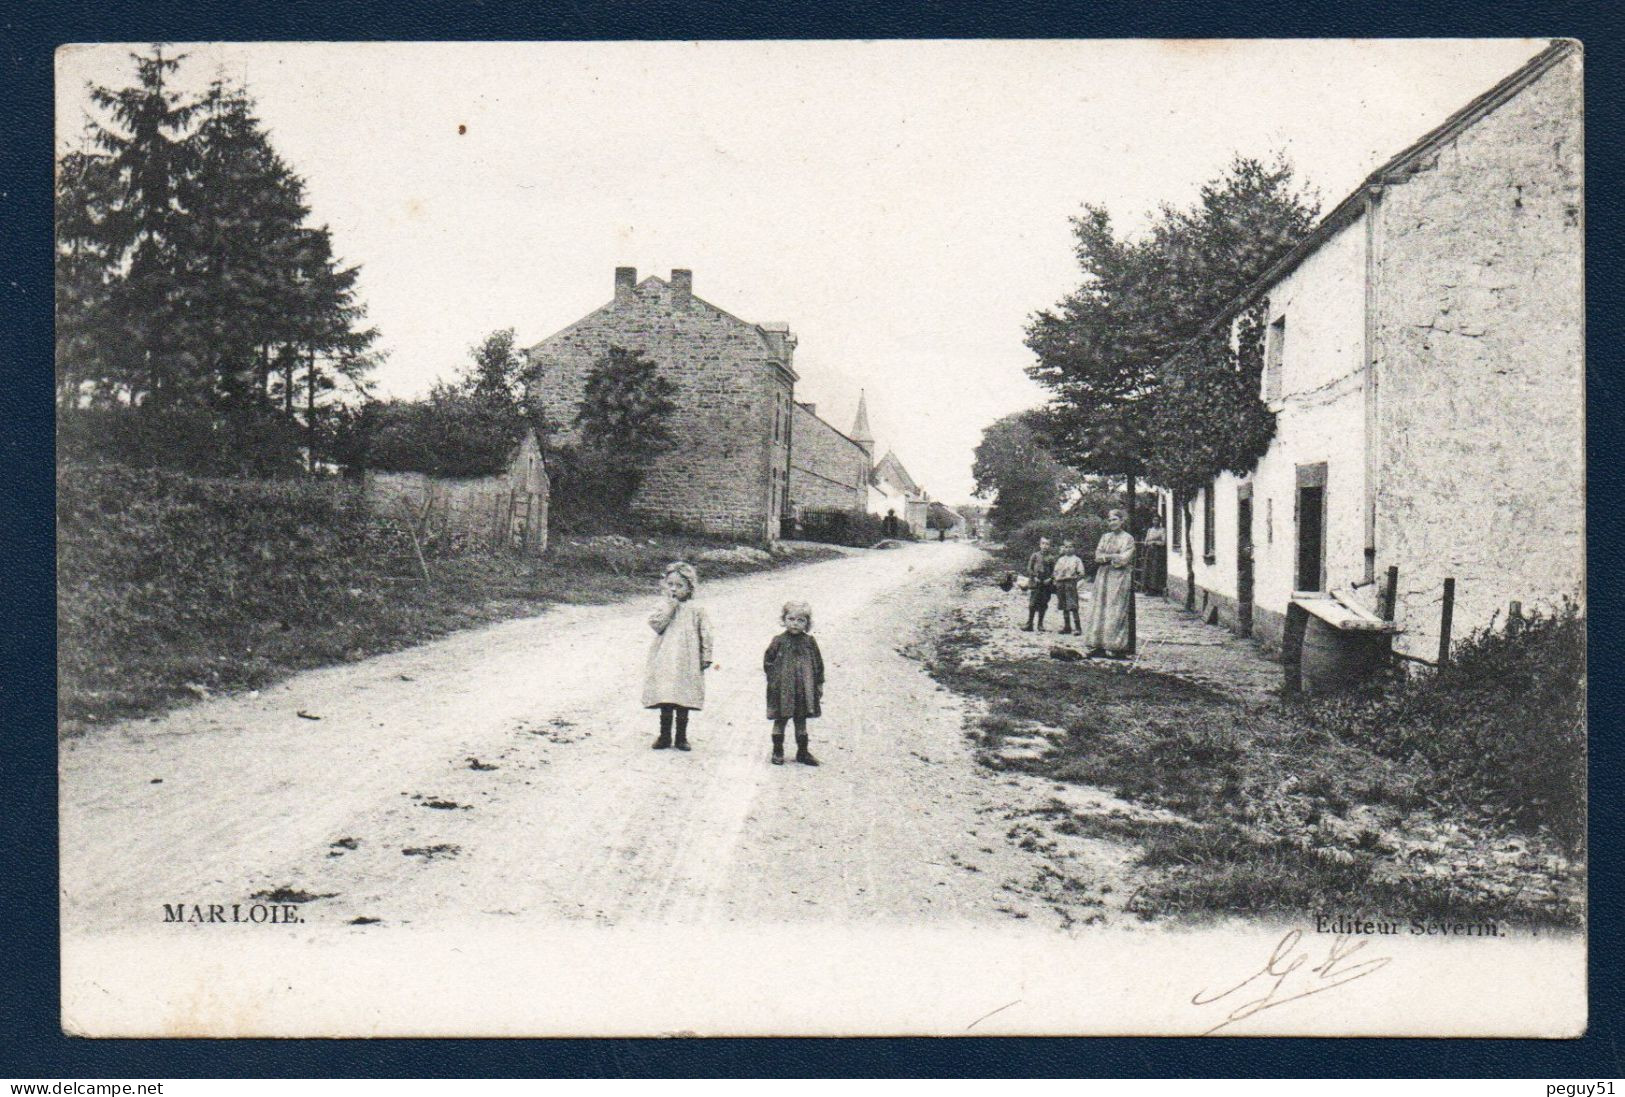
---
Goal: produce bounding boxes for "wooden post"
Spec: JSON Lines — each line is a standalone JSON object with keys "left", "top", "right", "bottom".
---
{"left": 1282, "top": 601, "right": 1308, "bottom": 694}
{"left": 1381, "top": 565, "right": 1399, "bottom": 622}
{"left": 1508, "top": 600, "right": 1523, "bottom": 637}
{"left": 1437, "top": 578, "right": 1455, "bottom": 669}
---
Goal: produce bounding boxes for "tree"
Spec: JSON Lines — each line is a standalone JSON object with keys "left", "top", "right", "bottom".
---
{"left": 180, "top": 78, "right": 312, "bottom": 412}
{"left": 971, "top": 410, "right": 1078, "bottom": 534}
{"left": 1145, "top": 306, "right": 1276, "bottom": 606}
{"left": 568, "top": 346, "right": 679, "bottom": 518}
{"left": 1026, "top": 155, "right": 1320, "bottom": 514}
{"left": 58, "top": 48, "right": 380, "bottom": 474}
{"left": 55, "top": 138, "right": 118, "bottom": 408}
{"left": 85, "top": 45, "right": 201, "bottom": 408}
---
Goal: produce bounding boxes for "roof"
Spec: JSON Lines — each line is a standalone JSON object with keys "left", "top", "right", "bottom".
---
{"left": 792, "top": 400, "right": 868, "bottom": 455}
{"left": 525, "top": 275, "right": 799, "bottom": 378}
{"left": 872, "top": 449, "right": 923, "bottom": 496}
{"left": 1196, "top": 39, "right": 1578, "bottom": 338}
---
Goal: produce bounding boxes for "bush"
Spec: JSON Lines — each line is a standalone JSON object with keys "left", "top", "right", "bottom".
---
{"left": 797, "top": 508, "right": 889, "bottom": 547}
{"left": 350, "top": 396, "right": 525, "bottom": 478}
{"left": 1005, "top": 515, "right": 1111, "bottom": 570}
{"left": 57, "top": 406, "right": 306, "bottom": 478}
{"left": 1298, "top": 601, "right": 1585, "bottom": 849}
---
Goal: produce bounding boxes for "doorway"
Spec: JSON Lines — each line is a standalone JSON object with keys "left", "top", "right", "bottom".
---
{"left": 1236, "top": 484, "right": 1254, "bottom": 636}
{"left": 1295, "top": 463, "right": 1327, "bottom": 592}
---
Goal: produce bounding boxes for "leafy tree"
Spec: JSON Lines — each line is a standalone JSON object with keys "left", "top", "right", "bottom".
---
{"left": 1146, "top": 306, "right": 1276, "bottom": 606}
{"left": 336, "top": 329, "right": 532, "bottom": 478}
{"left": 566, "top": 346, "right": 679, "bottom": 518}
{"left": 971, "top": 410, "right": 1078, "bottom": 534}
{"left": 1026, "top": 154, "right": 1319, "bottom": 514}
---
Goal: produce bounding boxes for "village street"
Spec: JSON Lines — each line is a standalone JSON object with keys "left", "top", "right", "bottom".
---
{"left": 60, "top": 541, "right": 1105, "bottom": 938}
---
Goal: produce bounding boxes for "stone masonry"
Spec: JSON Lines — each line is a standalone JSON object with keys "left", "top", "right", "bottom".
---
{"left": 526, "top": 268, "right": 797, "bottom": 541}
{"left": 789, "top": 401, "right": 869, "bottom": 512}
{"left": 1372, "top": 48, "right": 1583, "bottom": 659}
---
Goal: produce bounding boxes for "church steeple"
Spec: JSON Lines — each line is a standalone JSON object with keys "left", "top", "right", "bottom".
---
{"left": 849, "top": 390, "right": 875, "bottom": 459}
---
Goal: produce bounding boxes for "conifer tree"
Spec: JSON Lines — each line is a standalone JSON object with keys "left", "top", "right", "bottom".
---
{"left": 87, "top": 45, "right": 200, "bottom": 408}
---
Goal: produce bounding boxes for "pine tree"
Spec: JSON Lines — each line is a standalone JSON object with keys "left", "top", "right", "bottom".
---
{"left": 54, "top": 137, "right": 118, "bottom": 409}
{"left": 181, "top": 78, "right": 313, "bottom": 412}
{"left": 87, "top": 45, "right": 201, "bottom": 408}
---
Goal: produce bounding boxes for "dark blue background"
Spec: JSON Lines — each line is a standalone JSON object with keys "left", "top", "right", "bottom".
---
{"left": 4, "top": 0, "right": 1619, "bottom": 1078}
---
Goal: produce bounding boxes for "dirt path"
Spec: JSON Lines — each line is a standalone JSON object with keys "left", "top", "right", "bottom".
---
{"left": 62, "top": 542, "right": 1087, "bottom": 935}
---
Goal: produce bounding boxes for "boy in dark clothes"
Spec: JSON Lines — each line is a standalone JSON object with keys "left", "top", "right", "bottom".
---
{"left": 1022, "top": 536, "right": 1058, "bottom": 631}
{"left": 763, "top": 600, "right": 824, "bottom": 765}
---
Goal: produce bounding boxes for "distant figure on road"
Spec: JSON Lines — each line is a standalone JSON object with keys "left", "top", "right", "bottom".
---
{"left": 1022, "top": 536, "right": 1058, "bottom": 632}
{"left": 1084, "top": 510, "right": 1136, "bottom": 658}
{"left": 1052, "top": 539, "right": 1085, "bottom": 635}
{"left": 644, "top": 561, "right": 714, "bottom": 752}
{"left": 883, "top": 509, "right": 899, "bottom": 538}
{"left": 764, "top": 600, "right": 824, "bottom": 766}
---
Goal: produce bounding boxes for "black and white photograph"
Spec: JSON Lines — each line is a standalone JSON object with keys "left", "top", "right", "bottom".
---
{"left": 53, "top": 38, "right": 1585, "bottom": 1037}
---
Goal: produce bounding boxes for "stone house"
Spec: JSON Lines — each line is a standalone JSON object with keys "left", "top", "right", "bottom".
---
{"left": 526, "top": 268, "right": 868, "bottom": 541}
{"left": 869, "top": 447, "right": 931, "bottom": 537}
{"left": 364, "top": 426, "right": 549, "bottom": 554}
{"left": 1161, "top": 41, "right": 1582, "bottom": 663}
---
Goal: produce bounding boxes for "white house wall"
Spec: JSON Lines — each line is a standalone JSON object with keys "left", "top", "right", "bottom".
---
{"left": 1371, "top": 50, "right": 1584, "bottom": 661}
{"left": 1167, "top": 215, "right": 1371, "bottom": 649}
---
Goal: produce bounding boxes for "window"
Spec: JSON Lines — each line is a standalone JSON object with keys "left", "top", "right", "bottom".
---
{"left": 1264, "top": 316, "right": 1286, "bottom": 402}
{"left": 1202, "top": 486, "right": 1217, "bottom": 563}
{"left": 1171, "top": 493, "right": 1183, "bottom": 552}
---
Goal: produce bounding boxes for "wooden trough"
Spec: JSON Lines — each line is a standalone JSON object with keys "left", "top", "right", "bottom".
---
{"left": 1283, "top": 591, "right": 1397, "bottom": 695}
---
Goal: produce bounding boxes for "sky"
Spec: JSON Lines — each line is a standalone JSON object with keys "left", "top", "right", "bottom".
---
{"left": 56, "top": 39, "right": 1550, "bottom": 505}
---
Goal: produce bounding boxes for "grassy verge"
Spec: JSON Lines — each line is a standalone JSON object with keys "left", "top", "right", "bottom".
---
{"left": 923, "top": 569, "right": 1583, "bottom": 927}
{"left": 58, "top": 464, "right": 839, "bottom": 733}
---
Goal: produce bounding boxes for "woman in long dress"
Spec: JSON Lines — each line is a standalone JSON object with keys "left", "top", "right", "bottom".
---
{"left": 1084, "top": 509, "right": 1136, "bottom": 658}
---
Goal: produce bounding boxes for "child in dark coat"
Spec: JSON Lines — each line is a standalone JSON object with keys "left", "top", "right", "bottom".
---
{"left": 763, "top": 600, "right": 824, "bottom": 766}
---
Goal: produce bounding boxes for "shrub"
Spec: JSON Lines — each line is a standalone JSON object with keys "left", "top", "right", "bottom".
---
{"left": 797, "top": 507, "right": 888, "bottom": 548}
{"left": 1298, "top": 601, "right": 1585, "bottom": 849}
{"left": 57, "top": 406, "right": 306, "bottom": 478}
{"left": 348, "top": 396, "right": 525, "bottom": 478}
{"left": 1005, "top": 515, "right": 1111, "bottom": 570}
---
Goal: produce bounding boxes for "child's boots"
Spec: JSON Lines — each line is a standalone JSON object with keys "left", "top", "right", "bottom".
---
{"left": 771, "top": 733, "right": 785, "bottom": 765}
{"left": 794, "top": 732, "right": 819, "bottom": 766}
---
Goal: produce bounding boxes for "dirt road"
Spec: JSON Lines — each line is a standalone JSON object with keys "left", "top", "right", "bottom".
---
{"left": 62, "top": 542, "right": 1069, "bottom": 934}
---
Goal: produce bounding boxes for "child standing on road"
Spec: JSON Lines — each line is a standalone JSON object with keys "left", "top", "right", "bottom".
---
{"left": 763, "top": 600, "right": 824, "bottom": 766}
{"left": 643, "top": 561, "right": 714, "bottom": 752}
{"left": 1052, "top": 539, "right": 1085, "bottom": 635}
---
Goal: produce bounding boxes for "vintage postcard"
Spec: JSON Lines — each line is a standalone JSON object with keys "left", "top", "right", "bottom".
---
{"left": 55, "top": 39, "right": 1584, "bottom": 1037}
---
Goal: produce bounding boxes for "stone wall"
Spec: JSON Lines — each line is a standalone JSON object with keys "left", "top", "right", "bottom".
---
{"left": 789, "top": 402, "right": 869, "bottom": 513}
{"left": 363, "top": 466, "right": 547, "bottom": 554}
{"left": 527, "top": 272, "right": 789, "bottom": 541}
{"left": 1372, "top": 50, "right": 1584, "bottom": 659}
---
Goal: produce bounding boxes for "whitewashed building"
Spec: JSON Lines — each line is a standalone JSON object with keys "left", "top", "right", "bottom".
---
{"left": 1162, "top": 41, "right": 1582, "bottom": 663}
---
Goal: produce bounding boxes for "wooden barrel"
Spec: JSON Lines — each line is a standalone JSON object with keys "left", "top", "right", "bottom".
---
{"left": 1301, "top": 615, "right": 1389, "bottom": 694}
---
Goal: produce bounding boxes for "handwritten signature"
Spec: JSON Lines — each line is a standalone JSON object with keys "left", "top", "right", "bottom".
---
{"left": 1191, "top": 929, "right": 1392, "bottom": 1035}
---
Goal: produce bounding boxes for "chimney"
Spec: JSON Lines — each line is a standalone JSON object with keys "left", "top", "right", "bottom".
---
{"left": 671, "top": 268, "right": 692, "bottom": 307}
{"left": 614, "top": 266, "right": 636, "bottom": 302}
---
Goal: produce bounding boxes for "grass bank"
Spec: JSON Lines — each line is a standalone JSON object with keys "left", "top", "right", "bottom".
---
{"left": 58, "top": 464, "right": 839, "bottom": 733}
{"left": 923, "top": 568, "right": 1583, "bottom": 928}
